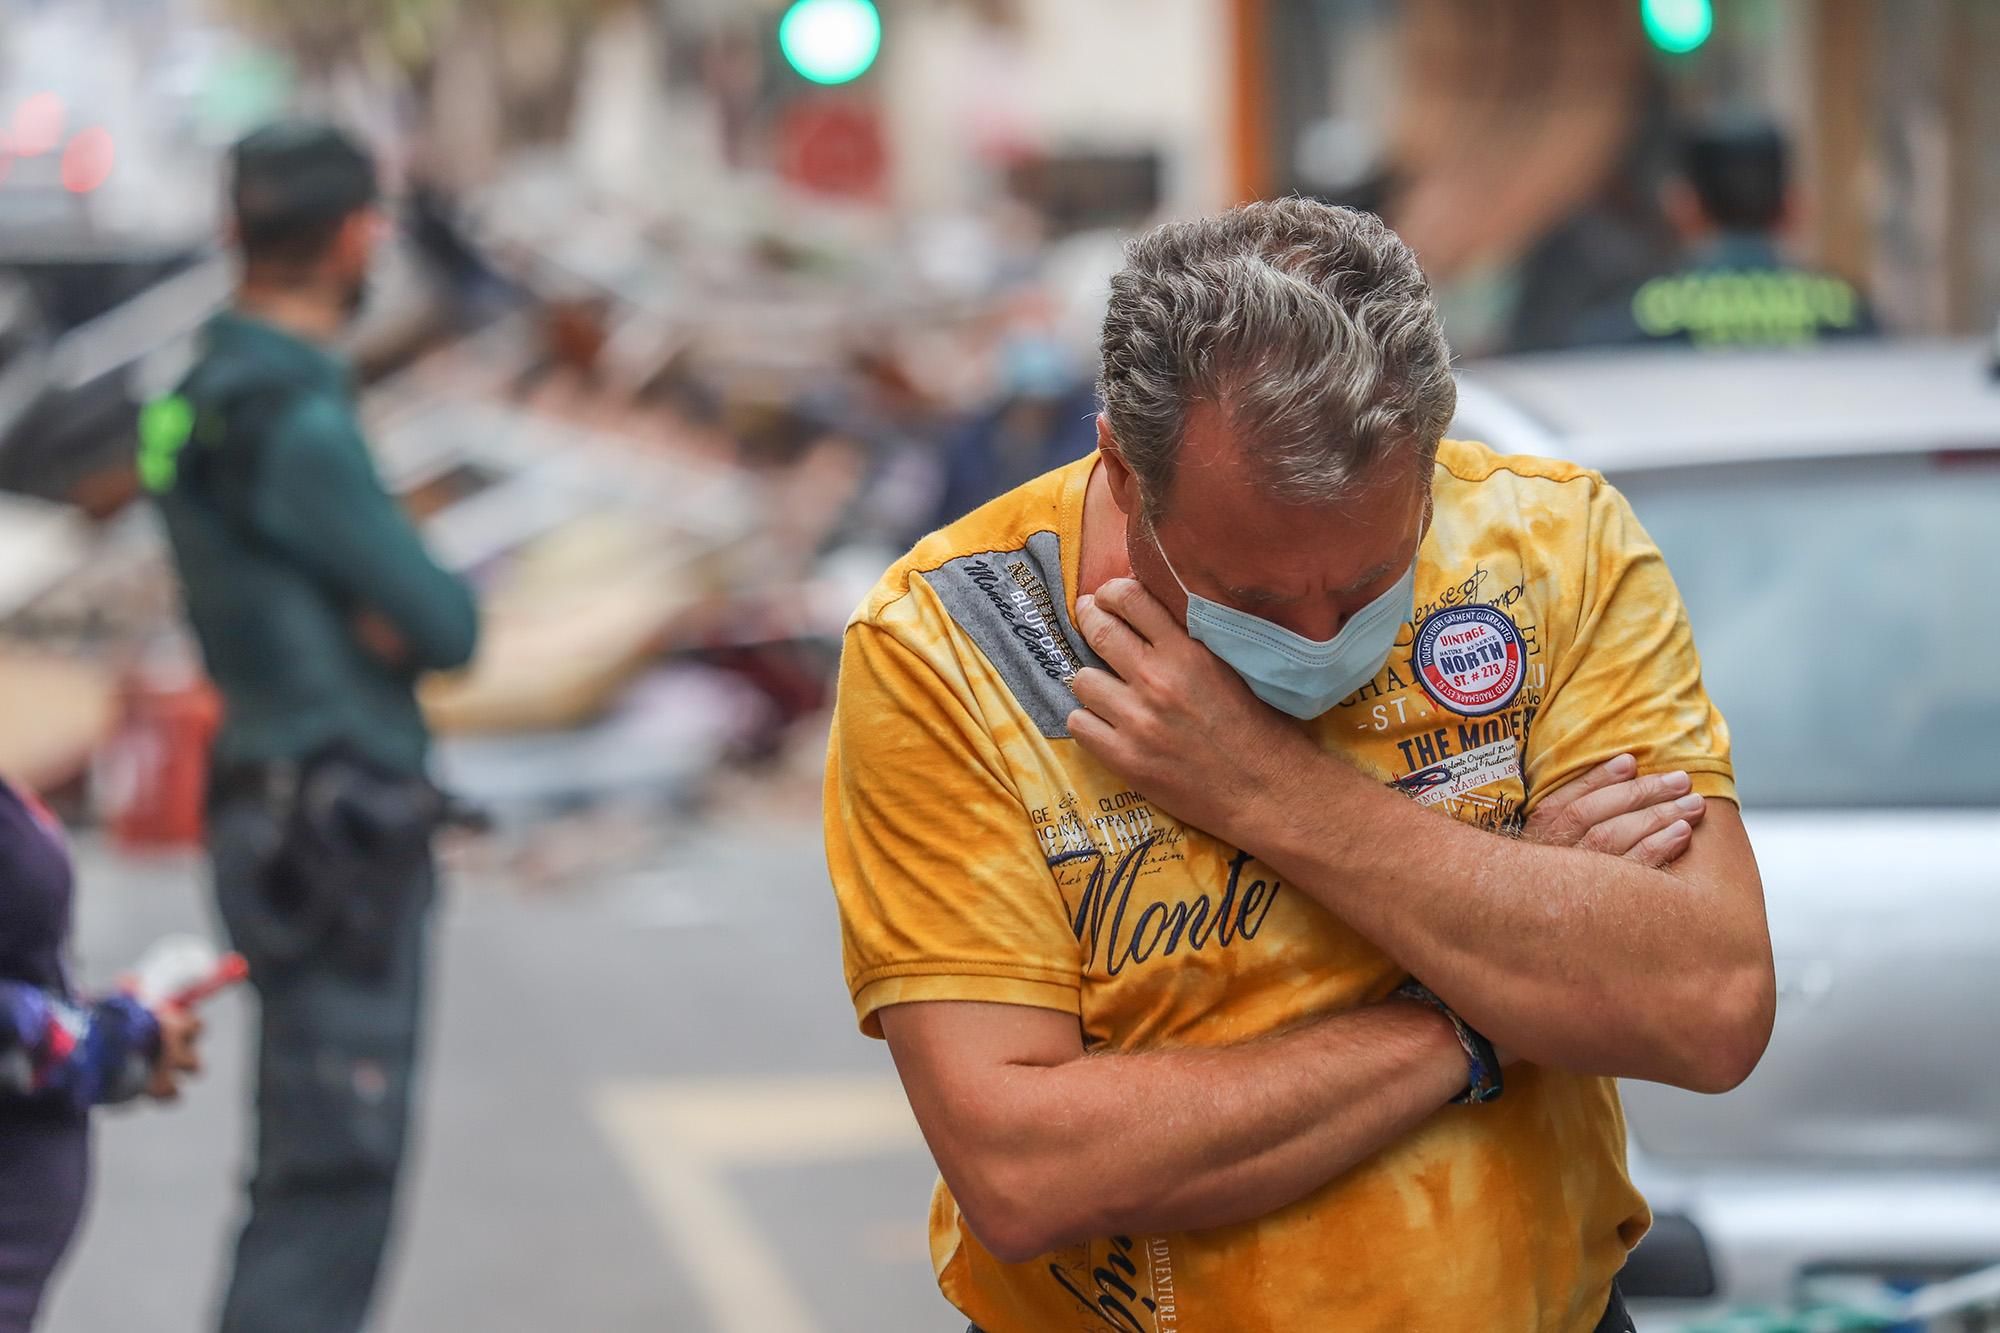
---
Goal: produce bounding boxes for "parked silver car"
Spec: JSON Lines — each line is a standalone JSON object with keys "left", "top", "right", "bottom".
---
{"left": 1452, "top": 339, "right": 2000, "bottom": 1327}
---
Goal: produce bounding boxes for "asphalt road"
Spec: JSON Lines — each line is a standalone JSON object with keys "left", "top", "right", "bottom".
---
{"left": 42, "top": 814, "right": 959, "bottom": 1333}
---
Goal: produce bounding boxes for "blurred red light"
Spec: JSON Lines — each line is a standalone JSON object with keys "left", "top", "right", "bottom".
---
{"left": 61, "top": 127, "right": 114, "bottom": 194}
{"left": 11, "top": 92, "right": 66, "bottom": 157}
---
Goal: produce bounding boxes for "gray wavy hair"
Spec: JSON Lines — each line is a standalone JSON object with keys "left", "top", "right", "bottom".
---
{"left": 1097, "top": 198, "right": 1456, "bottom": 523}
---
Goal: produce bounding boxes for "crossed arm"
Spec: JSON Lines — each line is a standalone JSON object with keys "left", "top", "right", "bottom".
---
{"left": 882, "top": 993, "right": 1464, "bottom": 1263}
{"left": 1243, "top": 763, "right": 1769, "bottom": 1090}
{"left": 255, "top": 397, "right": 480, "bottom": 672}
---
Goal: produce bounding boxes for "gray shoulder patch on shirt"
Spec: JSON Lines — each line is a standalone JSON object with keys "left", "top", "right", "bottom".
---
{"left": 918, "top": 529, "right": 1104, "bottom": 739}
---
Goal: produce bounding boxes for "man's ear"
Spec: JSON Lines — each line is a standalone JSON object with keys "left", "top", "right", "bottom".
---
{"left": 1662, "top": 178, "right": 1710, "bottom": 246}
{"left": 1773, "top": 188, "right": 1800, "bottom": 238}
{"left": 1096, "top": 414, "right": 1143, "bottom": 520}
{"left": 331, "top": 207, "right": 383, "bottom": 273}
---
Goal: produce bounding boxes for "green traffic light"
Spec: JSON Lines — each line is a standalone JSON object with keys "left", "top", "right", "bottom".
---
{"left": 1642, "top": 0, "right": 1713, "bottom": 54}
{"left": 780, "top": 0, "right": 883, "bottom": 85}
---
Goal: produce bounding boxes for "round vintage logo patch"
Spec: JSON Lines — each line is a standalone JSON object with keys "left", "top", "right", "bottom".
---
{"left": 1412, "top": 605, "right": 1526, "bottom": 717}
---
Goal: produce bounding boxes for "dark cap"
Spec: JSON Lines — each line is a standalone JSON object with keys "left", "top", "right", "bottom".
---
{"left": 229, "top": 121, "right": 378, "bottom": 241}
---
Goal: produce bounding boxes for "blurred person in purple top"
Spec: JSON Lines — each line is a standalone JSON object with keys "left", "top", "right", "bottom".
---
{"left": 0, "top": 778, "right": 203, "bottom": 1331}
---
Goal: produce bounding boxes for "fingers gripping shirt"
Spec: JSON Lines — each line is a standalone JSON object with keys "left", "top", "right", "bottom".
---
{"left": 825, "top": 440, "right": 1735, "bottom": 1333}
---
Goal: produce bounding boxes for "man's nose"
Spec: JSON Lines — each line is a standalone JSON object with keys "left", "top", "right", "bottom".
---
{"left": 1275, "top": 604, "right": 1350, "bottom": 643}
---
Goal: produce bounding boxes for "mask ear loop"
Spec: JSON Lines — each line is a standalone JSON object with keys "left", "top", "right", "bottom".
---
{"left": 1149, "top": 526, "right": 1194, "bottom": 601}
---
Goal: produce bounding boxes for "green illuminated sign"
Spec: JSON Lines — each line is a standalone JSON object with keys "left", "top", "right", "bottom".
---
{"left": 137, "top": 394, "right": 193, "bottom": 493}
{"left": 1641, "top": 0, "right": 1713, "bottom": 54}
{"left": 1631, "top": 270, "right": 1862, "bottom": 346}
{"left": 779, "top": 0, "right": 882, "bottom": 85}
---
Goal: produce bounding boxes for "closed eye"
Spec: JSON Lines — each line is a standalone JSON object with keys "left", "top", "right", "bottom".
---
{"left": 1225, "top": 561, "right": 1397, "bottom": 609}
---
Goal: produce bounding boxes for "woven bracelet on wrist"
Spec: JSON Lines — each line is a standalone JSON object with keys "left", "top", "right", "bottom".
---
{"left": 1394, "top": 980, "right": 1504, "bottom": 1104}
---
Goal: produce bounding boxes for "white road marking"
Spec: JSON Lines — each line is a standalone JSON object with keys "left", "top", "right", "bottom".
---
{"left": 593, "top": 1075, "right": 928, "bottom": 1333}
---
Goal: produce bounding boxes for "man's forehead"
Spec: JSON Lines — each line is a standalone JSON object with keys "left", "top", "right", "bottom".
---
{"left": 1166, "top": 400, "right": 1425, "bottom": 507}
{"left": 1162, "top": 413, "right": 1426, "bottom": 527}
{"left": 1170, "top": 400, "right": 1259, "bottom": 489}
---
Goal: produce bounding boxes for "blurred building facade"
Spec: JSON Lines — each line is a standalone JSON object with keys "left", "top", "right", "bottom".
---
{"left": 47, "top": 0, "right": 1982, "bottom": 354}
{"left": 1228, "top": 0, "right": 2000, "bottom": 351}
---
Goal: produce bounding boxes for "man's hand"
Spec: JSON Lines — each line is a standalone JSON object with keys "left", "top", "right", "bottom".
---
{"left": 146, "top": 1005, "right": 204, "bottom": 1102}
{"left": 1067, "top": 578, "right": 1311, "bottom": 839}
{"left": 1524, "top": 753, "right": 1708, "bottom": 867}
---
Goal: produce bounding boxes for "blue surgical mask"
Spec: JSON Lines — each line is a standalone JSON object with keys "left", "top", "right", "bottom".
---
{"left": 1155, "top": 536, "right": 1417, "bottom": 719}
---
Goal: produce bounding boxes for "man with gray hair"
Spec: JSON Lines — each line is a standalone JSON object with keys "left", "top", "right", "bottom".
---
{"left": 825, "top": 198, "right": 1772, "bottom": 1332}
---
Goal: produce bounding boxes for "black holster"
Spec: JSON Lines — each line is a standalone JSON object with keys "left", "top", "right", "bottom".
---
{"left": 212, "top": 745, "right": 445, "bottom": 977}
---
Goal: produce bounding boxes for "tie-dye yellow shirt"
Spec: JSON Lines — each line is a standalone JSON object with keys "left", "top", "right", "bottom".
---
{"left": 825, "top": 438, "right": 1734, "bottom": 1333}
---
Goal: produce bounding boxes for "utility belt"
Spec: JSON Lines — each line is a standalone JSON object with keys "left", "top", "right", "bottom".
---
{"left": 209, "top": 744, "right": 451, "bottom": 977}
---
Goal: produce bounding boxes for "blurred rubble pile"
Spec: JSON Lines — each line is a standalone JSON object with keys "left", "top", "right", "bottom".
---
{"left": 0, "top": 159, "right": 1113, "bottom": 884}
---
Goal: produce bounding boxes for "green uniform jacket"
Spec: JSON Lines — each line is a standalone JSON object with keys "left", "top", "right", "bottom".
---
{"left": 144, "top": 311, "right": 478, "bottom": 777}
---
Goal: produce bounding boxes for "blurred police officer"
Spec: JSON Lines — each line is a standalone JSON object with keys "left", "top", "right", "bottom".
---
{"left": 1590, "top": 118, "right": 1877, "bottom": 348}
{"left": 140, "top": 123, "right": 478, "bottom": 1333}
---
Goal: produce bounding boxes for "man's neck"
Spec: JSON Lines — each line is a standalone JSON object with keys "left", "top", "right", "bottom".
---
{"left": 234, "top": 284, "right": 345, "bottom": 345}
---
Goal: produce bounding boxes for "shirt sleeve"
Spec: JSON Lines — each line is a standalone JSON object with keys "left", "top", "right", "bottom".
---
{"left": 0, "top": 985, "right": 160, "bottom": 1109}
{"left": 825, "top": 612, "right": 1083, "bottom": 1039}
{"left": 252, "top": 396, "right": 481, "bottom": 672}
{"left": 1523, "top": 477, "right": 1737, "bottom": 810}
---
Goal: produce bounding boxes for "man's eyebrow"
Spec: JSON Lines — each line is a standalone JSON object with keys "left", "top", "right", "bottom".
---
{"left": 1334, "top": 559, "right": 1401, "bottom": 596}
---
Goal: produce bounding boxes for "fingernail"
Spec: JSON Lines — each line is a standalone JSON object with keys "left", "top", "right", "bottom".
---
{"left": 1668, "top": 819, "right": 1690, "bottom": 837}
{"left": 1663, "top": 770, "right": 1692, "bottom": 793}
{"left": 1675, "top": 793, "right": 1705, "bottom": 813}
{"left": 1610, "top": 753, "right": 1636, "bottom": 775}
{"left": 1076, "top": 594, "right": 1095, "bottom": 616}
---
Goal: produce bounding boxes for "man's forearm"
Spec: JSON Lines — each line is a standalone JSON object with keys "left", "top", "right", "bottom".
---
{"left": 1248, "top": 753, "right": 1772, "bottom": 1091}
{"left": 963, "top": 1000, "right": 1465, "bottom": 1259}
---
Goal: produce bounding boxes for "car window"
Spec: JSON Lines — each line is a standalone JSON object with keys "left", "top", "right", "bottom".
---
{"left": 1613, "top": 453, "right": 1999, "bottom": 809}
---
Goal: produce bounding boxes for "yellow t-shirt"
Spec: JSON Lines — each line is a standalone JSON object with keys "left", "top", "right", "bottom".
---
{"left": 825, "top": 439, "right": 1735, "bottom": 1333}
